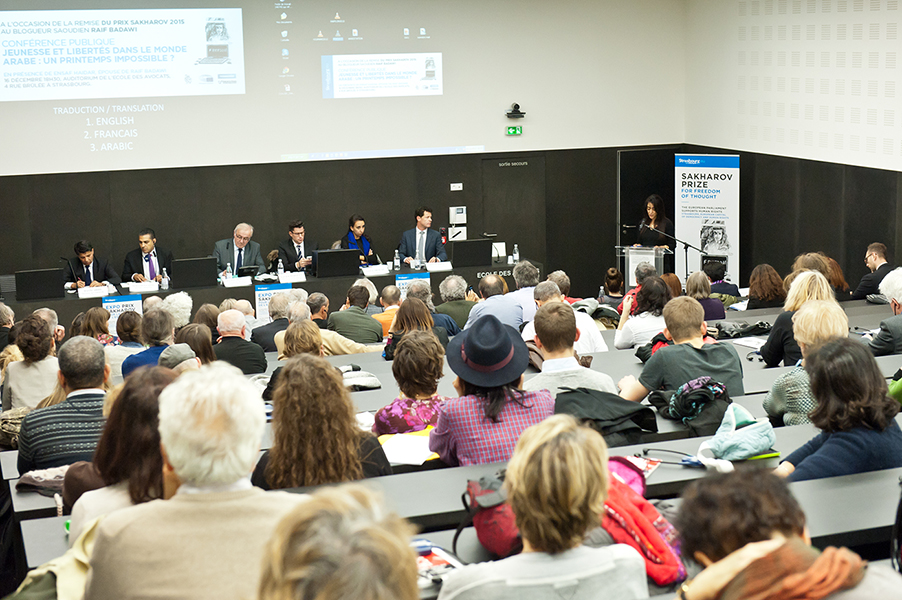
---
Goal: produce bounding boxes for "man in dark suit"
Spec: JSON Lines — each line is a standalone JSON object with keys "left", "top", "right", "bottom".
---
{"left": 64, "top": 240, "right": 121, "bottom": 289}
{"left": 250, "top": 292, "right": 290, "bottom": 352}
{"left": 122, "top": 228, "right": 174, "bottom": 283}
{"left": 398, "top": 206, "right": 447, "bottom": 265}
{"left": 276, "top": 220, "right": 317, "bottom": 273}
{"left": 851, "top": 242, "right": 893, "bottom": 300}
{"left": 212, "top": 223, "right": 266, "bottom": 276}
{"left": 213, "top": 309, "right": 267, "bottom": 374}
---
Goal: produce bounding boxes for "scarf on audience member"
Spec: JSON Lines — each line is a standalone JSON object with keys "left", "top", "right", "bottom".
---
{"left": 720, "top": 537, "right": 866, "bottom": 600}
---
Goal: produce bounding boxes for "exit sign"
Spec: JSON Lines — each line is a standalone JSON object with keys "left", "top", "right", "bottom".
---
{"left": 506, "top": 126, "right": 522, "bottom": 136}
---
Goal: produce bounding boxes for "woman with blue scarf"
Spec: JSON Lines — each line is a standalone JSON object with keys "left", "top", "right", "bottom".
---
{"left": 340, "top": 213, "right": 377, "bottom": 265}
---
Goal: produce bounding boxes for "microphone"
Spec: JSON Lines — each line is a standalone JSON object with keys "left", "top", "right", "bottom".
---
{"left": 375, "top": 253, "right": 384, "bottom": 265}
{"left": 481, "top": 232, "right": 498, "bottom": 238}
{"left": 621, "top": 225, "right": 638, "bottom": 229}
{"left": 639, "top": 223, "right": 649, "bottom": 230}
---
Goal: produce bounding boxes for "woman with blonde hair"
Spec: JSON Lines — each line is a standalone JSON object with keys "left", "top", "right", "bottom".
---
{"left": 262, "top": 320, "right": 322, "bottom": 401}
{"left": 760, "top": 271, "right": 837, "bottom": 368}
{"left": 685, "top": 271, "right": 725, "bottom": 321}
{"left": 438, "top": 414, "right": 647, "bottom": 599}
{"left": 252, "top": 354, "right": 391, "bottom": 490}
{"left": 763, "top": 300, "right": 849, "bottom": 426}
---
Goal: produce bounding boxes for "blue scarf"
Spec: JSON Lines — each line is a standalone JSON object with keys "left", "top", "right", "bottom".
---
{"left": 346, "top": 231, "right": 370, "bottom": 257}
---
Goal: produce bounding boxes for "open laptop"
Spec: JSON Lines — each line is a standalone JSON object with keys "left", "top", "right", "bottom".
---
{"left": 448, "top": 239, "right": 493, "bottom": 268}
{"left": 171, "top": 257, "right": 218, "bottom": 288}
{"left": 15, "top": 268, "right": 65, "bottom": 301}
{"left": 314, "top": 249, "right": 360, "bottom": 278}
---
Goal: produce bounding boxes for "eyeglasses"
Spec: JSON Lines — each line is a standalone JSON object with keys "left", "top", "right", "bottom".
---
{"left": 235, "top": 234, "right": 251, "bottom": 242}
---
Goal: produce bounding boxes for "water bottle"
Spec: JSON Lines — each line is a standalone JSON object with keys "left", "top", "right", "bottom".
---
{"left": 225, "top": 262, "right": 232, "bottom": 280}
{"left": 512, "top": 244, "right": 520, "bottom": 263}
{"left": 277, "top": 259, "right": 284, "bottom": 276}
{"left": 161, "top": 268, "right": 170, "bottom": 290}
{"left": 393, "top": 250, "right": 401, "bottom": 270}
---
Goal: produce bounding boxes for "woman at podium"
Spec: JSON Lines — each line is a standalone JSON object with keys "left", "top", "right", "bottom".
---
{"left": 635, "top": 194, "right": 675, "bottom": 250}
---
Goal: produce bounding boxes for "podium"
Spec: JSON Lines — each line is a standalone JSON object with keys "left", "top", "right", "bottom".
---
{"left": 616, "top": 246, "right": 673, "bottom": 288}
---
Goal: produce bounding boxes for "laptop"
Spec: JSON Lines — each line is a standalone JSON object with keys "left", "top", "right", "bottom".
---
{"left": 15, "top": 268, "right": 65, "bottom": 301}
{"left": 314, "top": 249, "right": 360, "bottom": 278}
{"left": 171, "top": 257, "right": 219, "bottom": 288}
{"left": 448, "top": 239, "right": 493, "bottom": 268}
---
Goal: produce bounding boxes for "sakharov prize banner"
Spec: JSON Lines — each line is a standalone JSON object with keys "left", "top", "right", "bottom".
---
{"left": 674, "top": 154, "right": 740, "bottom": 283}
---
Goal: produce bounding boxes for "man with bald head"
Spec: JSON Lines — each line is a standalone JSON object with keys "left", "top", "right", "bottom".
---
{"left": 213, "top": 309, "right": 266, "bottom": 374}
{"left": 213, "top": 222, "right": 266, "bottom": 276}
{"left": 464, "top": 274, "right": 522, "bottom": 330}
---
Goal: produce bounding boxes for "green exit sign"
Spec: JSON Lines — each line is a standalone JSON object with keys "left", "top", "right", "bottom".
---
{"left": 506, "top": 126, "right": 522, "bottom": 136}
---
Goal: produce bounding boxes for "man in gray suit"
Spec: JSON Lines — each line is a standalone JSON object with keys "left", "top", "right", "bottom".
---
{"left": 866, "top": 267, "right": 902, "bottom": 356}
{"left": 213, "top": 222, "right": 266, "bottom": 276}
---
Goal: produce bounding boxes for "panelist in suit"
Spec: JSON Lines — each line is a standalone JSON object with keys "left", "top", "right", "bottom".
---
{"left": 340, "top": 214, "right": 378, "bottom": 265}
{"left": 851, "top": 242, "right": 893, "bottom": 300}
{"left": 276, "top": 220, "right": 316, "bottom": 272}
{"left": 213, "top": 222, "right": 266, "bottom": 276}
{"left": 64, "top": 240, "right": 121, "bottom": 289}
{"left": 398, "top": 206, "right": 446, "bottom": 265}
{"left": 122, "top": 228, "right": 174, "bottom": 283}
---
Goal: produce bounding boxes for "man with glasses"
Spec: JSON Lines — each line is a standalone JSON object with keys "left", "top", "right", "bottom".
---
{"left": 851, "top": 242, "right": 892, "bottom": 300}
{"left": 213, "top": 223, "right": 266, "bottom": 277}
{"left": 277, "top": 220, "right": 317, "bottom": 273}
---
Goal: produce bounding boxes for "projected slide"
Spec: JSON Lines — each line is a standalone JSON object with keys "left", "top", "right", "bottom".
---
{"left": 321, "top": 52, "right": 442, "bottom": 99}
{"left": 0, "top": 8, "right": 245, "bottom": 102}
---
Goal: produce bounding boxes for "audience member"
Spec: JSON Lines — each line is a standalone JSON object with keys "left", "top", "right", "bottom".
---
{"left": 822, "top": 253, "right": 852, "bottom": 301}
{"left": 373, "top": 285, "right": 402, "bottom": 337}
{"left": 17, "top": 337, "right": 109, "bottom": 474}
{"left": 384, "top": 298, "right": 449, "bottom": 360}
{"left": 598, "top": 267, "right": 625, "bottom": 308}
{"left": 703, "top": 261, "right": 740, "bottom": 298}
{"left": 675, "top": 470, "right": 902, "bottom": 600}
{"left": 64, "top": 367, "right": 176, "bottom": 543}
{"left": 234, "top": 299, "right": 259, "bottom": 338}
{"left": 2, "top": 314, "right": 58, "bottom": 411}
{"left": 104, "top": 311, "right": 143, "bottom": 385}
{"left": 524, "top": 302, "right": 617, "bottom": 397}
{"left": 547, "top": 270, "right": 581, "bottom": 304}
{"left": 33, "top": 307, "right": 66, "bottom": 349}
{"left": 850, "top": 241, "right": 892, "bottom": 300}
{"left": 328, "top": 286, "right": 384, "bottom": 344}
{"left": 0, "top": 302, "right": 14, "bottom": 348}
{"left": 175, "top": 323, "right": 216, "bottom": 365}
{"left": 81, "top": 306, "right": 118, "bottom": 346}
{"left": 617, "top": 262, "right": 657, "bottom": 316}
{"left": 251, "top": 292, "right": 291, "bottom": 352}
{"left": 263, "top": 320, "right": 322, "bottom": 401}
{"left": 464, "top": 274, "right": 522, "bottom": 330}
{"left": 661, "top": 272, "right": 683, "bottom": 299}
{"left": 258, "top": 484, "right": 419, "bottom": 600}
{"left": 192, "top": 303, "right": 220, "bottom": 343}
{"left": 158, "top": 344, "right": 200, "bottom": 372}
{"left": 213, "top": 309, "right": 266, "bottom": 374}
{"left": 790, "top": 251, "right": 831, "bottom": 278}
{"left": 760, "top": 271, "right": 836, "bottom": 368}
{"left": 69, "top": 311, "right": 86, "bottom": 339}
{"left": 84, "top": 363, "right": 303, "bottom": 600}
{"left": 307, "top": 292, "right": 330, "bottom": 329}
{"left": 354, "top": 277, "right": 383, "bottom": 315}
{"left": 276, "top": 300, "right": 380, "bottom": 357}
{"left": 218, "top": 298, "right": 238, "bottom": 311}
{"left": 614, "top": 276, "right": 671, "bottom": 349}
{"left": 763, "top": 300, "right": 849, "bottom": 426}
{"left": 686, "top": 271, "right": 725, "bottom": 321}
{"left": 405, "top": 279, "right": 462, "bottom": 336}
{"left": 865, "top": 267, "right": 902, "bottom": 356}
{"left": 429, "top": 315, "right": 554, "bottom": 466}
{"left": 438, "top": 415, "right": 648, "bottom": 600}
{"left": 774, "top": 337, "right": 902, "bottom": 482}
{"left": 619, "top": 297, "right": 744, "bottom": 401}
{"left": 374, "top": 330, "right": 447, "bottom": 434}
{"left": 521, "top": 281, "right": 607, "bottom": 354}
{"left": 0, "top": 333, "right": 24, "bottom": 389}
{"left": 159, "top": 291, "right": 193, "bottom": 330}
{"left": 122, "top": 309, "right": 174, "bottom": 378}
{"left": 507, "top": 260, "right": 541, "bottom": 323}
{"left": 436, "top": 274, "right": 477, "bottom": 330}
{"left": 142, "top": 295, "right": 162, "bottom": 312}
{"left": 253, "top": 354, "right": 391, "bottom": 490}
{"left": 746, "top": 264, "right": 786, "bottom": 309}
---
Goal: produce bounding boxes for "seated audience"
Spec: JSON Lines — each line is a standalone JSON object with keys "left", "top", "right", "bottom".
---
{"left": 746, "top": 264, "right": 786, "bottom": 309}
{"left": 263, "top": 320, "right": 322, "bottom": 401}
{"left": 328, "top": 285, "right": 384, "bottom": 344}
{"left": 69, "top": 311, "right": 86, "bottom": 338}
{"left": 686, "top": 271, "right": 725, "bottom": 321}
{"left": 851, "top": 241, "right": 892, "bottom": 300}
{"left": 865, "top": 266, "right": 902, "bottom": 356}
{"left": 619, "top": 296, "right": 744, "bottom": 401}
{"left": 354, "top": 277, "right": 383, "bottom": 315}
{"left": 83, "top": 363, "right": 304, "bottom": 600}
{"left": 234, "top": 299, "right": 259, "bottom": 338}
{"left": 822, "top": 252, "right": 852, "bottom": 301}
{"left": 174, "top": 323, "right": 216, "bottom": 365}
{"left": 429, "top": 315, "right": 554, "bottom": 466}
{"left": 760, "top": 271, "right": 836, "bottom": 368}
{"left": 598, "top": 267, "right": 625, "bottom": 308}
{"left": 104, "top": 311, "right": 143, "bottom": 385}
{"left": 192, "top": 303, "right": 220, "bottom": 343}
{"left": 675, "top": 469, "right": 902, "bottom": 600}
{"left": 384, "top": 297, "right": 449, "bottom": 360}
{"left": 17, "top": 336, "right": 109, "bottom": 473}
{"left": 405, "top": 279, "right": 462, "bottom": 336}
{"left": 661, "top": 272, "right": 683, "bottom": 299}
{"left": 253, "top": 354, "right": 391, "bottom": 490}
{"left": 763, "top": 300, "right": 848, "bottom": 426}
{"left": 142, "top": 295, "right": 163, "bottom": 312}
{"left": 774, "top": 337, "right": 902, "bottom": 482}
{"left": 524, "top": 302, "right": 617, "bottom": 398}
{"left": 0, "top": 302, "right": 14, "bottom": 348}
{"left": 507, "top": 260, "right": 541, "bottom": 323}
{"left": 251, "top": 292, "right": 290, "bottom": 352}
{"left": 276, "top": 300, "right": 381, "bottom": 357}
{"left": 464, "top": 274, "right": 522, "bottom": 330}
{"left": 790, "top": 251, "right": 831, "bottom": 278}
{"left": 703, "top": 261, "right": 740, "bottom": 298}
{"left": 0, "top": 328, "right": 23, "bottom": 388}
{"left": 34, "top": 307, "right": 66, "bottom": 351}
{"left": 522, "top": 281, "right": 607, "bottom": 354}
{"left": 258, "top": 484, "right": 419, "bottom": 600}
{"left": 547, "top": 269, "right": 581, "bottom": 304}
{"left": 614, "top": 276, "right": 671, "bottom": 349}
{"left": 213, "top": 309, "right": 266, "bottom": 374}
{"left": 122, "top": 309, "right": 174, "bottom": 378}
{"left": 436, "top": 274, "right": 477, "bottom": 330}
{"left": 64, "top": 367, "right": 176, "bottom": 543}
{"left": 373, "top": 285, "right": 402, "bottom": 337}
{"left": 306, "top": 292, "right": 330, "bottom": 329}
{"left": 373, "top": 330, "right": 447, "bottom": 434}
{"left": 159, "top": 290, "right": 193, "bottom": 331}
{"left": 617, "top": 262, "right": 656, "bottom": 315}
{"left": 80, "top": 306, "right": 118, "bottom": 346}
{"left": 2, "top": 314, "right": 58, "bottom": 411}
{"left": 438, "top": 415, "right": 648, "bottom": 600}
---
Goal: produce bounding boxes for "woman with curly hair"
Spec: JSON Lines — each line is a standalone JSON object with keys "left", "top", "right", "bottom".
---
{"left": 252, "top": 354, "right": 391, "bottom": 490}
{"left": 2, "top": 314, "right": 58, "bottom": 411}
{"left": 81, "top": 306, "right": 119, "bottom": 346}
{"left": 614, "top": 276, "right": 671, "bottom": 349}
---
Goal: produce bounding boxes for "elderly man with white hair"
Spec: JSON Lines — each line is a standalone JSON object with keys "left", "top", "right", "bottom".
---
{"left": 866, "top": 267, "right": 902, "bottom": 356}
{"left": 521, "top": 281, "right": 608, "bottom": 354}
{"left": 251, "top": 291, "right": 291, "bottom": 352}
{"left": 213, "top": 309, "right": 266, "bottom": 374}
{"left": 84, "top": 363, "right": 304, "bottom": 600}
{"left": 213, "top": 222, "right": 266, "bottom": 276}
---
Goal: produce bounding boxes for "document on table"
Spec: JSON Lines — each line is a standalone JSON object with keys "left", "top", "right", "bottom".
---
{"left": 380, "top": 432, "right": 437, "bottom": 465}
{"left": 732, "top": 337, "right": 766, "bottom": 350}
